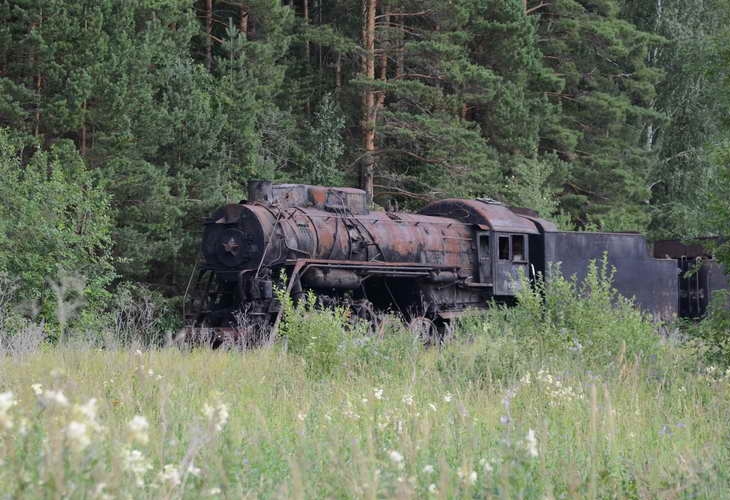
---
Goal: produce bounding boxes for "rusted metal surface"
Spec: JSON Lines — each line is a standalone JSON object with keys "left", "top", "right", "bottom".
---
{"left": 186, "top": 181, "right": 730, "bottom": 344}
{"left": 418, "top": 198, "right": 540, "bottom": 234}
{"left": 247, "top": 181, "right": 369, "bottom": 215}
{"left": 192, "top": 183, "right": 496, "bottom": 338}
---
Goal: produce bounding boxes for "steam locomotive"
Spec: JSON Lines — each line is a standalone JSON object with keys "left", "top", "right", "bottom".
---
{"left": 184, "top": 181, "right": 728, "bottom": 342}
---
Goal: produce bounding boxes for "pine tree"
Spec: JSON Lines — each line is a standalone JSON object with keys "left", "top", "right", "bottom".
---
{"left": 537, "top": 0, "right": 665, "bottom": 230}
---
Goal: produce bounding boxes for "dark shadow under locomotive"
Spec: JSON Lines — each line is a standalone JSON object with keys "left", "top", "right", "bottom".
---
{"left": 184, "top": 181, "right": 728, "bottom": 343}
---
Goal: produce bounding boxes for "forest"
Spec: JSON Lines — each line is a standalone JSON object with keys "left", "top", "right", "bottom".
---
{"left": 2, "top": 0, "right": 730, "bottom": 322}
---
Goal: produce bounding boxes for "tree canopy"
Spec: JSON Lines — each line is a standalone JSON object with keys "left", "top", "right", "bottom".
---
{"left": 1, "top": 0, "right": 729, "bottom": 313}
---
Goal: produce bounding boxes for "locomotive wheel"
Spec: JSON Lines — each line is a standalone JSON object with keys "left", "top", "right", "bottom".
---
{"left": 350, "top": 300, "right": 381, "bottom": 337}
{"left": 408, "top": 316, "right": 437, "bottom": 345}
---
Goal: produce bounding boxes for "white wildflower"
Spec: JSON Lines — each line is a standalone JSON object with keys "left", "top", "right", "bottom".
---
{"left": 428, "top": 484, "right": 438, "bottom": 494}
{"left": 422, "top": 464, "right": 434, "bottom": 474}
{"left": 0, "top": 392, "right": 17, "bottom": 412}
{"left": 17, "top": 418, "right": 29, "bottom": 436}
{"left": 361, "top": 398, "right": 368, "bottom": 404}
{"left": 343, "top": 407, "right": 360, "bottom": 420}
{"left": 526, "top": 428, "right": 539, "bottom": 458}
{"left": 428, "top": 403, "right": 437, "bottom": 412}
{"left": 480, "top": 458, "right": 494, "bottom": 472}
{"left": 402, "top": 394, "right": 414, "bottom": 406}
{"left": 128, "top": 415, "right": 150, "bottom": 445}
{"left": 205, "top": 487, "right": 222, "bottom": 496}
{"left": 535, "top": 368, "right": 582, "bottom": 406}
{"left": 41, "top": 389, "right": 69, "bottom": 408}
{"left": 31, "top": 383, "right": 43, "bottom": 396}
{"left": 297, "top": 412, "right": 307, "bottom": 422}
{"left": 388, "top": 450, "right": 404, "bottom": 469}
{"left": 373, "top": 388, "right": 384, "bottom": 400}
{"left": 158, "top": 464, "right": 182, "bottom": 487}
{"left": 92, "top": 482, "right": 112, "bottom": 500}
{"left": 74, "top": 398, "right": 103, "bottom": 432}
{"left": 122, "top": 448, "right": 153, "bottom": 488}
{"left": 202, "top": 399, "right": 230, "bottom": 432}
{"left": 443, "top": 392, "right": 453, "bottom": 403}
{"left": 187, "top": 463, "right": 201, "bottom": 477}
{"left": 457, "top": 466, "right": 477, "bottom": 484}
{"left": 0, "top": 391, "right": 17, "bottom": 430}
{"left": 569, "top": 339, "right": 583, "bottom": 352}
{"left": 65, "top": 421, "right": 91, "bottom": 452}
{"left": 75, "top": 398, "right": 98, "bottom": 421}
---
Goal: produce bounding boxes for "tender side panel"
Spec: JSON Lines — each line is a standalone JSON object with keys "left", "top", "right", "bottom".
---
{"left": 542, "top": 232, "right": 678, "bottom": 320}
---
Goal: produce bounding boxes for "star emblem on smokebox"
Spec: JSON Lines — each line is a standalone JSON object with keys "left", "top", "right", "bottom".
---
{"left": 222, "top": 237, "right": 240, "bottom": 255}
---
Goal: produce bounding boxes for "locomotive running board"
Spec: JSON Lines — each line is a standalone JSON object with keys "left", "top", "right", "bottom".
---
{"left": 283, "top": 258, "right": 461, "bottom": 274}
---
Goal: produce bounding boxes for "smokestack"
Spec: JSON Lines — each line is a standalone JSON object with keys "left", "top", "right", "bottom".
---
{"left": 247, "top": 180, "right": 273, "bottom": 204}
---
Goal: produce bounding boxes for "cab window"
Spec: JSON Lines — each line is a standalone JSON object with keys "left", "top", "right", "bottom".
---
{"left": 512, "top": 235, "right": 526, "bottom": 262}
{"left": 498, "top": 236, "right": 510, "bottom": 260}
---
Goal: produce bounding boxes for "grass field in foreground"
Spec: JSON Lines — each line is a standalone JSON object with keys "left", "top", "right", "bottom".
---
{"left": 0, "top": 339, "right": 729, "bottom": 499}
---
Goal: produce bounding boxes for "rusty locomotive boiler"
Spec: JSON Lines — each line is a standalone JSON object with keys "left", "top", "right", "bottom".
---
{"left": 184, "top": 181, "right": 728, "bottom": 343}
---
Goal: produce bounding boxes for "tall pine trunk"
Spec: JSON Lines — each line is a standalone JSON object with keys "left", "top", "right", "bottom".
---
{"left": 205, "top": 0, "right": 213, "bottom": 70}
{"left": 361, "top": 0, "right": 377, "bottom": 202}
{"left": 239, "top": 3, "right": 248, "bottom": 39}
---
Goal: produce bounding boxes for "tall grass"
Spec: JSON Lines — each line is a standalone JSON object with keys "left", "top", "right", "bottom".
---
{"left": 0, "top": 266, "right": 729, "bottom": 498}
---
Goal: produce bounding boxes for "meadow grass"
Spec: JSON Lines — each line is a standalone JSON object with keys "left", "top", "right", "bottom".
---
{"left": 1, "top": 268, "right": 730, "bottom": 499}
{"left": 1, "top": 336, "right": 729, "bottom": 499}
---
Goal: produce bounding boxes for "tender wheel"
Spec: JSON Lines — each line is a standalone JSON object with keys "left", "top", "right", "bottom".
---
{"left": 408, "top": 316, "right": 437, "bottom": 345}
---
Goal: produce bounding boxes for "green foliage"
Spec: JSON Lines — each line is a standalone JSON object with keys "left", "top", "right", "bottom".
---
{"left": 298, "top": 94, "right": 346, "bottom": 185}
{"left": 539, "top": 0, "right": 665, "bottom": 230}
{"left": 278, "top": 291, "right": 353, "bottom": 377}
{"left": 2, "top": 308, "right": 729, "bottom": 498}
{"left": 277, "top": 289, "right": 419, "bottom": 378}
{"left": 0, "top": 128, "right": 115, "bottom": 321}
{"left": 631, "top": 0, "right": 730, "bottom": 239}
{"left": 686, "top": 290, "right": 730, "bottom": 367}
{"left": 503, "top": 155, "right": 571, "bottom": 227}
{"left": 442, "top": 256, "right": 659, "bottom": 385}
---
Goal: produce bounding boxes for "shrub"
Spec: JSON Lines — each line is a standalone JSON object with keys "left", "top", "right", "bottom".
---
{"left": 0, "top": 129, "right": 115, "bottom": 324}
{"left": 277, "top": 290, "right": 420, "bottom": 377}
{"left": 440, "top": 256, "right": 660, "bottom": 384}
{"left": 685, "top": 290, "right": 730, "bottom": 367}
{"left": 277, "top": 291, "right": 353, "bottom": 377}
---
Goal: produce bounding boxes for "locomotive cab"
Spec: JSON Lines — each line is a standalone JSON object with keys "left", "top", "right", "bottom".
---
{"left": 493, "top": 232, "right": 529, "bottom": 295}
{"left": 419, "top": 198, "right": 540, "bottom": 299}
